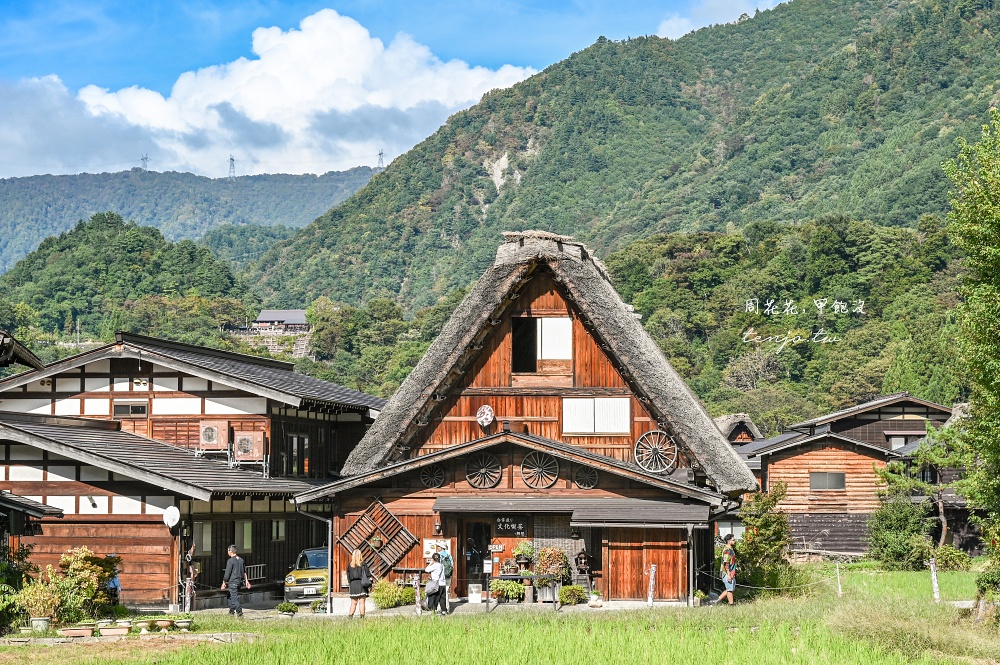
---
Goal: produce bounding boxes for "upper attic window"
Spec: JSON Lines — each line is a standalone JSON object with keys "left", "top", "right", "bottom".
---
{"left": 512, "top": 317, "right": 572, "bottom": 373}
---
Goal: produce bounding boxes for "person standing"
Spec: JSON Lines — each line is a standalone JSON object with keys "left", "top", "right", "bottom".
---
{"left": 435, "top": 543, "right": 453, "bottom": 613}
{"left": 424, "top": 552, "right": 447, "bottom": 616}
{"left": 718, "top": 533, "right": 737, "bottom": 605}
{"left": 346, "top": 549, "right": 372, "bottom": 618}
{"left": 221, "top": 545, "right": 251, "bottom": 617}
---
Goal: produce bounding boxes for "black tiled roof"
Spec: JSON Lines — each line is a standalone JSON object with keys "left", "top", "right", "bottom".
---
{"left": 0, "top": 413, "right": 318, "bottom": 500}
{"left": 0, "top": 490, "right": 64, "bottom": 517}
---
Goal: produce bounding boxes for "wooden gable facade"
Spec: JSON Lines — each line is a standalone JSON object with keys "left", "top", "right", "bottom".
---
{"left": 296, "top": 233, "right": 757, "bottom": 604}
{"left": 0, "top": 334, "right": 383, "bottom": 608}
{"left": 748, "top": 393, "right": 952, "bottom": 554}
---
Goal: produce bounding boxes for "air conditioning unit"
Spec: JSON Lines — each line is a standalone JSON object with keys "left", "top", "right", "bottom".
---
{"left": 232, "top": 430, "right": 266, "bottom": 462}
{"left": 198, "top": 420, "right": 229, "bottom": 451}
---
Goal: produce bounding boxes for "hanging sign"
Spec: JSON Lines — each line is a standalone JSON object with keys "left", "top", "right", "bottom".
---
{"left": 494, "top": 515, "right": 526, "bottom": 537}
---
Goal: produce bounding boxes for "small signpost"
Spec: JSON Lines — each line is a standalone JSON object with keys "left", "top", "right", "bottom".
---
{"left": 647, "top": 564, "right": 657, "bottom": 607}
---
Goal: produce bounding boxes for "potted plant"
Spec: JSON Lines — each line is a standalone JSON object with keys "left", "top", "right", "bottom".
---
{"left": 513, "top": 541, "right": 536, "bottom": 570}
{"left": 276, "top": 601, "right": 299, "bottom": 617}
{"left": 173, "top": 615, "right": 194, "bottom": 631}
{"left": 534, "top": 547, "right": 570, "bottom": 603}
{"left": 132, "top": 617, "right": 154, "bottom": 634}
{"left": 15, "top": 577, "right": 61, "bottom": 632}
{"left": 588, "top": 588, "right": 603, "bottom": 608}
{"left": 488, "top": 579, "right": 525, "bottom": 603}
{"left": 369, "top": 531, "right": 384, "bottom": 550}
{"left": 693, "top": 589, "right": 708, "bottom": 607}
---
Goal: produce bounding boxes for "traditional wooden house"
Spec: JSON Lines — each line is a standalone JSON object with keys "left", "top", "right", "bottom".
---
{"left": 253, "top": 310, "right": 310, "bottom": 333}
{"left": 0, "top": 333, "right": 385, "bottom": 606}
{"left": 293, "top": 232, "right": 757, "bottom": 604}
{"left": 743, "top": 392, "right": 952, "bottom": 554}
{"left": 714, "top": 414, "right": 763, "bottom": 445}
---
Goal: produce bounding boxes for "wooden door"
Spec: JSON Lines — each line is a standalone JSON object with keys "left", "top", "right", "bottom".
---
{"left": 608, "top": 528, "right": 687, "bottom": 600}
{"left": 459, "top": 520, "right": 493, "bottom": 597}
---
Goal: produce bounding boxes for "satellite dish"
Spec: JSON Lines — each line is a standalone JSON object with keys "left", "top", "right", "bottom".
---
{"left": 163, "top": 506, "right": 180, "bottom": 528}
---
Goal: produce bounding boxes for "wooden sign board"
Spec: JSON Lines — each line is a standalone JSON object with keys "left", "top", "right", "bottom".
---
{"left": 488, "top": 544, "right": 505, "bottom": 552}
{"left": 495, "top": 516, "right": 527, "bottom": 537}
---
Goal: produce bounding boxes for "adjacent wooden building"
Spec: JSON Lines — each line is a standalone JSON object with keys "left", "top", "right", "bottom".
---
{"left": 294, "top": 232, "right": 757, "bottom": 603}
{"left": 741, "top": 393, "right": 952, "bottom": 554}
{"left": 0, "top": 333, "right": 384, "bottom": 606}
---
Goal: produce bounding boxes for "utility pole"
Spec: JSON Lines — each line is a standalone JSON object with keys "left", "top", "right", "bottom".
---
{"left": 229, "top": 155, "right": 236, "bottom": 181}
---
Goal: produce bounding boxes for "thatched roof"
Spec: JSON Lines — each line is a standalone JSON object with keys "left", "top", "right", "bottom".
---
{"left": 714, "top": 413, "right": 764, "bottom": 441}
{"left": 341, "top": 232, "right": 757, "bottom": 496}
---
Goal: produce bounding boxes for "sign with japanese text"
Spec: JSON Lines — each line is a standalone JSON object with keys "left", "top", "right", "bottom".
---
{"left": 494, "top": 515, "right": 527, "bottom": 537}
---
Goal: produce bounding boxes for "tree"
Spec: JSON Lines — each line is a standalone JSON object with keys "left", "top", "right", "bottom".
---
{"left": 943, "top": 108, "right": 1000, "bottom": 525}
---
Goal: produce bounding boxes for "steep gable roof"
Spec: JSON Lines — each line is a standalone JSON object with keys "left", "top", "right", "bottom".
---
{"left": 341, "top": 232, "right": 757, "bottom": 495}
{"left": 714, "top": 413, "right": 764, "bottom": 441}
{"left": 0, "top": 332, "right": 385, "bottom": 412}
{"left": 746, "top": 431, "right": 900, "bottom": 459}
{"left": 0, "top": 412, "right": 315, "bottom": 500}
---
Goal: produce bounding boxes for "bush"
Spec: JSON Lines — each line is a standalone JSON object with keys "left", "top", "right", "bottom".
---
{"left": 733, "top": 482, "right": 792, "bottom": 593}
{"left": 370, "top": 578, "right": 401, "bottom": 609}
{"left": 903, "top": 535, "right": 934, "bottom": 572}
{"left": 867, "top": 494, "right": 932, "bottom": 570}
{"left": 558, "top": 585, "right": 588, "bottom": 605}
{"left": 934, "top": 544, "right": 972, "bottom": 571}
{"left": 14, "top": 570, "right": 61, "bottom": 618}
{"left": 975, "top": 564, "right": 1000, "bottom": 601}
{"left": 399, "top": 585, "right": 416, "bottom": 606}
{"left": 489, "top": 579, "right": 525, "bottom": 601}
{"left": 534, "top": 547, "right": 570, "bottom": 584}
{"left": 275, "top": 602, "right": 298, "bottom": 614}
{"left": 310, "top": 599, "right": 326, "bottom": 613}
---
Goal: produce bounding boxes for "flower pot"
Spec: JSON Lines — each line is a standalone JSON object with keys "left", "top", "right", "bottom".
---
{"left": 19, "top": 626, "right": 33, "bottom": 635}
{"left": 58, "top": 627, "right": 94, "bottom": 637}
{"left": 174, "top": 619, "right": 193, "bottom": 631}
{"left": 154, "top": 619, "right": 174, "bottom": 632}
{"left": 116, "top": 620, "right": 133, "bottom": 628}
{"left": 99, "top": 626, "right": 130, "bottom": 636}
{"left": 588, "top": 598, "right": 603, "bottom": 608}
{"left": 97, "top": 620, "right": 114, "bottom": 628}
{"left": 30, "top": 617, "right": 51, "bottom": 632}
{"left": 133, "top": 620, "right": 152, "bottom": 634}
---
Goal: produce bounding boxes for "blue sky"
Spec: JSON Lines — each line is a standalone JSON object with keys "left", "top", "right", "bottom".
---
{"left": 0, "top": 1, "right": 781, "bottom": 177}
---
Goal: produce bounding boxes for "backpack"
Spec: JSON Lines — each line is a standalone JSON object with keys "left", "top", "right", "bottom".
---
{"left": 441, "top": 552, "right": 454, "bottom": 578}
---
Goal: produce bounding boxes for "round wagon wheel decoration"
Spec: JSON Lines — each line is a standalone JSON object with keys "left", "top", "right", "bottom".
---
{"left": 573, "top": 466, "right": 599, "bottom": 490}
{"left": 420, "top": 463, "right": 446, "bottom": 489}
{"left": 520, "top": 452, "right": 559, "bottom": 489}
{"left": 466, "top": 453, "right": 503, "bottom": 489}
{"left": 633, "top": 430, "right": 679, "bottom": 474}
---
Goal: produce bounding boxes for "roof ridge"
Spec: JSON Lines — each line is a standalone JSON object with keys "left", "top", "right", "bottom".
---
{"left": 117, "top": 331, "right": 294, "bottom": 370}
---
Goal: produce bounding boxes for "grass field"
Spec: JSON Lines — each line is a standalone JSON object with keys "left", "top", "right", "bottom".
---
{"left": 1, "top": 565, "right": 996, "bottom": 665}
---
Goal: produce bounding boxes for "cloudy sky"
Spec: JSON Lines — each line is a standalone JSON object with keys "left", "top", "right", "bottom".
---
{"left": 0, "top": 0, "right": 781, "bottom": 179}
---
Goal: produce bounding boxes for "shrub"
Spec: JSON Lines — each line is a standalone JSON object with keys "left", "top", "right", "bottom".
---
{"left": 370, "top": 578, "right": 402, "bottom": 609}
{"left": 399, "top": 585, "right": 416, "bottom": 606}
{"left": 513, "top": 541, "right": 536, "bottom": 561}
{"left": 867, "top": 493, "right": 932, "bottom": 569}
{"left": 310, "top": 599, "right": 326, "bottom": 613}
{"left": 275, "top": 602, "right": 298, "bottom": 614}
{"left": 903, "top": 535, "right": 934, "bottom": 572}
{"left": 15, "top": 570, "right": 61, "bottom": 618}
{"left": 489, "top": 579, "right": 525, "bottom": 601}
{"left": 733, "top": 482, "right": 792, "bottom": 592}
{"left": 934, "top": 544, "right": 972, "bottom": 571}
{"left": 558, "top": 585, "right": 588, "bottom": 605}
{"left": 534, "top": 547, "right": 570, "bottom": 585}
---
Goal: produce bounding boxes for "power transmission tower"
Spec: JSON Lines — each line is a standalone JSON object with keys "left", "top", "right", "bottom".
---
{"left": 140, "top": 154, "right": 149, "bottom": 171}
{"left": 229, "top": 155, "right": 236, "bottom": 181}
{"left": 377, "top": 149, "right": 385, "bottom": 171}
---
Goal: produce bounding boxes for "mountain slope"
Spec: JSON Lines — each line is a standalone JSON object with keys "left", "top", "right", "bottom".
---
{"left": 0, "top": 167, "right": 373, "bottom": 272}
{"left": 252, "top": 0, "right": 998, "bottom": 309}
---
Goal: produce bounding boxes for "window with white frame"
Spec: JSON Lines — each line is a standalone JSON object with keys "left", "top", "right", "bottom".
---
{"left": 192, "top": 521, "right": 212, "bottom": 555}
{"left": 512, "top": 317, "right": 573, "bottom": 372}
{"left": 562, "top": 397, "right": 630, "bottom": 434}
{"left": 716, "top": 520, "right": 745, "bottom": 541}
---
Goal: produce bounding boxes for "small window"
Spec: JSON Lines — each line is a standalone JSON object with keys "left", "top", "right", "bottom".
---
{"left": 512, "top": 317, "right": 573, "bottom": 372}
{"left": 193, "top": 521, "right": 212, "bottom": 555}
{"left": 810, "top": 472, "right": 846, "bottom": 490}
{"left": 113, "top": 402, "right": 147, "bottom": 418}
{"left": 889, "top": 436, "right": 906, "bottom": 450}
{"left": 716, "top": 520, "right": 746, "bottom": 541}
{"left": 511, "top": 318, "right": 537, "bottom": 372}
{"left": 235, "top": 520, "right": 253, "bottom": 554}
{"left": 272, "top": 519, "right": 286, "bottom": 542}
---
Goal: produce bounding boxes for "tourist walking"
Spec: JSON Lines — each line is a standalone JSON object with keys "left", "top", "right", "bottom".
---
{"left": 424, "top": 552, "right": 447, "bottom": 616}
{"left": 718, "top": 533, "right": 737, "bottom": 605}
{"left": 221, "top": 545, "right": 251, "bottom": 617}
{"left": 347, "top": 549, "right": 372, "bottom": 618}
{"left": 435, "top": 543, "right": 453, "bottom": 613}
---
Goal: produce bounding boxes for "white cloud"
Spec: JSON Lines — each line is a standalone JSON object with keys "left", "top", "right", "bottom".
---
{"left": 0, "top": 9, "right": 534, "bottom": 178}
{"left": 657, "top": 1, "right": 783, "bottom": 40}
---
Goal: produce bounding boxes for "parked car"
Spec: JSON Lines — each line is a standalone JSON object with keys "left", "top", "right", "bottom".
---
{"left": 284, "top": 547, "right": 329, "bottom": 604}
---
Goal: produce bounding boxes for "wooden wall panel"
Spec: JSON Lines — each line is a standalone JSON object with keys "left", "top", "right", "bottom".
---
{"left": 765, "top": 443, "right": 887, "bottom": 514}
{"left": 607, "top": 527, "right": 686, "bottom": 600}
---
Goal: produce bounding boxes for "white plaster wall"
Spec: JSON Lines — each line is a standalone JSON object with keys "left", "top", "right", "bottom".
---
{"left": 84, "top": 398, "right": 110, "bottom": 415}
{"left": 79, "top": 495, "right": 109, "bottom": 514}
{"left": 8, "top": 445, "right": 43, "bottom": 460}
{"left": 80, "top": 466, "right": 109, "bottom": 481}
{"left": 45, "top": 495, "right": 77, "bottom": 515}
{"left": 54, "top": 398, "right": 81, "bottom": 416}
{"left": 46, "top": 466, "right": 76, "bottom": 482}
{"left": 9, "top": 464, "right": 43, "bottom": 481}
{"left": 152, "top": 377, "right": 178, "bottom": 391}
{"left": 84, "top": 360, "right": 110, "bottom": 373}
{"left": 0, "top": 398, "right": 51, "bottom": 414}
{"left": 184, "top": 377, "right": 209, "bottom": 391}
{"left": 113, "top": 495, "right": 143, "bottom": 515}
{"left": 56, "top": 378, "right": 81, "bottom": 392}
{"left": 151, "top": 397, "right": 201, "bottom": 415}
{"left": 85, "top": 377, "right": 110, "bottom": 392}
{"left": 204, "top": 397, "right": 267, "bottom": 415}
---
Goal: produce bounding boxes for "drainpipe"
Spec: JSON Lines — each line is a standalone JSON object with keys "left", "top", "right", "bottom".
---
{"left": 687, "top": 524, "right": 694, "bottom": 607}
{"left": 295, "top": 502, "right": 334, "bottom": 615}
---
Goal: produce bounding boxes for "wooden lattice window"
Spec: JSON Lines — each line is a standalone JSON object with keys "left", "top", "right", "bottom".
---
{"left": 338, "top": 500, "right": 418, "bottom": 578}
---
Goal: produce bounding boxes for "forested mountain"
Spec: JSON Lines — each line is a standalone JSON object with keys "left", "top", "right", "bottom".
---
{"left": 198, "top": 224, "right": 298, "bottom": 271}
{"left": 0, "top": 212, "right": 251, "bottom": 339}
{"left": 252, "top": 0, "right": 999, "bottom": 309}
{"left": 0, "top": 167, "right": 373, "bottom": 272}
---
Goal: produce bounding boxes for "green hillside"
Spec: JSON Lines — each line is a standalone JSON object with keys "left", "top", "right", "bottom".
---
{"left": 0, "top": 212, "right": 251, "bottom": 338}
{"left": 0, "top": 167, "right": 373, "bottom": 273}
{"left": 252, "top": 0, "right": 999, "bottom": 309}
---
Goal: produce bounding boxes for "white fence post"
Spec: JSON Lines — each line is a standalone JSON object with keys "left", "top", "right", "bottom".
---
{"left": 929, "top": 557, "right": 940, "bottom": 603}
{"left": 647, "top": 564, "right": 656, "bottom": 607}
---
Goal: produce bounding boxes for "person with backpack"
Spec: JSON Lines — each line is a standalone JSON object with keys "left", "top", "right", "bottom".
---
{"left": 435, "top": 543, "right": 453, "bottom": 613}
{"left": 424, "top": 552, "right": 447, "bottom": 616}
{"left": 346, "top": 549, "right": 372, "bottom": 618}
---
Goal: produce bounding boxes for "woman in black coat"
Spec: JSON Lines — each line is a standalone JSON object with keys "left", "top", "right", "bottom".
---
{"left": 347, "top": 549, "right": 371, "bottom": 617}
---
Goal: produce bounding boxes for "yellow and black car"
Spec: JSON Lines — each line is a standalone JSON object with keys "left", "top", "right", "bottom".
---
{"left": 283, "top": 547, "right": 329, "bottom": 604}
